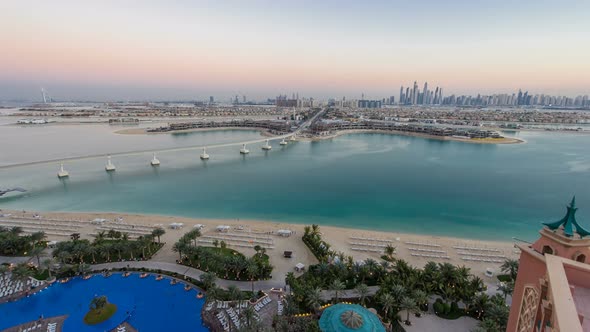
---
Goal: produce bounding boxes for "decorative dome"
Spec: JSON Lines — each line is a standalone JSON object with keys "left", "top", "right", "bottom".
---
{"left": 341, "top": 310, "right": 363, "bottom": 329}
{"left": 319, "top": 303, "right": 385, "bottom": 332}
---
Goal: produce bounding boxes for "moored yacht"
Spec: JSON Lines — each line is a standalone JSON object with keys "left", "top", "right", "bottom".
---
{"left": 57, "top": 163, "right": 69, "bottom": 178}
{"left": 200, "top": 147, "right": 210, "bottom": 160}
{"left": 151, "top": 153, "right": 160, "bottom": 166}
{"left": 105, "top": 156, "right": 116, "bottom": 172}
{"left": 240, "top": 144, "right": 250, "bottom": 154}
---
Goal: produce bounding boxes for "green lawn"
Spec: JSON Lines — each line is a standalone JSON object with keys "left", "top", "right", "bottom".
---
{"left": 83, "top": 303, "right": 117, "bottom": 325}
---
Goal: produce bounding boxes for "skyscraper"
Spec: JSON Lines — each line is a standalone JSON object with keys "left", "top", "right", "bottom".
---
{"left": 423, "top": 82, "right": 429, "bottom": 105}
{"left": 399, "top": 86, "right": 404, "bottom": 105}
{"left": 412, "top": 81, "right": 418, "bottom": 105}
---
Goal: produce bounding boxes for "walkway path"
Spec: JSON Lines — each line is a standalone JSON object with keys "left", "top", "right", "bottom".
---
{"left": 91, "top": 261, "right": 283, "bottom": 291}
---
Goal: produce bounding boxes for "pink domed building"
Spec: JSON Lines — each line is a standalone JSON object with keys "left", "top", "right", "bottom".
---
{"left": 507, "top": 197, "right": 590, "bottom": 332}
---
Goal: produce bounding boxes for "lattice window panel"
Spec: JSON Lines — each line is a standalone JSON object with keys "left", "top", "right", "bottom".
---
{"left": 517, "top": 286, "right": 540, "bottom": 332}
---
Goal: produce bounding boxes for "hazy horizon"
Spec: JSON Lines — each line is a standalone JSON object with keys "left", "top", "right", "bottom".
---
{"left": 1, "top": 0, "right": 589, "bottom": 101}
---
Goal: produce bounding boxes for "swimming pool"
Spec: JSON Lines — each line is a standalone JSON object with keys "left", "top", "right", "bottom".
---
{"left": 0, "top": 273, "right": 208, "bottom": 331}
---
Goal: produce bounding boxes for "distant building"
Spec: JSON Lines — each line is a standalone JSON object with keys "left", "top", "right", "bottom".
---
{"left": 507, "top": 197, "right": 590, "bottom": 332}
{"left": 357, "top": 100, "right": 382, "bottom": 108}
{"left": 275, "top": 95, "right": 298, "bottom": 107}
{"left": 209, "top": 96, "right": 214, "bottom": 103}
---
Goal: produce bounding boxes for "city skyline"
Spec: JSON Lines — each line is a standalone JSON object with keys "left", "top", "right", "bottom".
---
{"left": 1, "top": 0, "right": 590, "bottom": 101}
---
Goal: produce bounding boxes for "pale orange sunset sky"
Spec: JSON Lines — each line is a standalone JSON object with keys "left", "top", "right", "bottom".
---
{"left": 1, "top": 0, "right": 589, "bottom": 101}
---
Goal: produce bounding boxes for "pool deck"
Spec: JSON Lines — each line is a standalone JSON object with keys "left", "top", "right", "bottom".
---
{"left": 0, "top": 315, "right": 67, "bottom": 332}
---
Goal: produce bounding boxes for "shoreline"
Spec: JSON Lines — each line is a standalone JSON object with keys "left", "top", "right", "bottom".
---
{"left": 0, "top": 209, "right": 520, "bottom": 278}
{"left": 303, "top": 129, "right": 525, "bottom": 144}
{"left": 115, "top": 126, "right": 275, "bottom": 137}
{"left": 116, "top": 126, "right": 525, "bottom": 144}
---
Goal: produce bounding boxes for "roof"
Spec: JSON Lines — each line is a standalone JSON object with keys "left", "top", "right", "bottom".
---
{"left": 543, "top": 196, "right": 590, "bottom": 238}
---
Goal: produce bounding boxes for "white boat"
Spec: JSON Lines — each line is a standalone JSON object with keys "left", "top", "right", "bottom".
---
{"left": 261, "top": 139, "right": 272, "bottom": 150}
{"left": 240, "top": 144, "right": 250, "bottom": 154}
{"left": 200, "top": 147, "right": 210, "bottom": 160}
{"left": 151, "top": 153, "right": 160, "bottom": 166}
{"left": 105, "top": 156, "right": 116, "bottom": 172}
{"left": 280, "top": 139, "right": 288, "bottom": 146}
{"left": 57, "top": 163, "right": 69, "bottom": 178}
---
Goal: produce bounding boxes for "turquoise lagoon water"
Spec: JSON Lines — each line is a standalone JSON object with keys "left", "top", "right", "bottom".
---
{"left": 0, "top": 273, "right": 206, "bottom": 331}
{"left": 0, "top": 121, "right": 589, "bottom": 242}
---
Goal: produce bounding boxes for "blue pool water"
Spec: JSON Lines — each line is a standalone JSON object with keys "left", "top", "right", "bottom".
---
{"left": 0, "top": 274, "right": 208, "bottom": 331}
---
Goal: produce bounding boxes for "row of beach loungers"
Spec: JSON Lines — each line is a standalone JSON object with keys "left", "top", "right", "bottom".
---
{"left": 221, "top": 232, "right": 273, "bottom": 241}
{"left": 461, "top": 256, "right": 504, "bottom": 263}
{"left": 226, "top": 306, "right": 242, "bottom": 329}
{"left": 215, "top": 312, "right": 230, "bottom": 331}
{"left": 351, "top": 247, "right": 383, "bottom": 253}
{"left": 407, "top": 247, "right": 446, "bottom": 254}
{"left": 203, "top": 234, "right": 273, "bottom": 245}
{"left": 411, "top": 253, "right": 450, "bottom": 259}
{"left": 23, "top": 324, "right": 42, "bottom": 332}
{"left": 349, "top": 241, "right": 391, "bottom": 248}
{"left": 209, "top": 300, "right": 260, "bottom": 332}
{"left": 47, "top": 323, "right": 57, "bottom": 332}
{"left": 0, "top": 274, "right": 43, "bottom": 298}
{"left": 0, "top": 219, "right": 83, "bottom": 229}
{"left": 456, "top": 251, "right": 506, "bottom": 258}
{"left": 198, "top": 239, "right": 275, "bottom": 249}
{"left": 254, "top": 296, "right": 271, "bottom": 312}
{"left": 349, "top": 236, "right": 393, "bottom": 243}
{"left": 453, "top": 245, "right": 501, "bottom": 253}
{"left": 405, "top": 241, "right": 441, "bottom": 248}
{"left": 277, "top": 299, "right": 284, "bottom": 315}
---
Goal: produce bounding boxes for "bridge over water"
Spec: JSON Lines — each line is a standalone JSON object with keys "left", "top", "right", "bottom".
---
{"left": 0, "top": 108, "right": 326, "bottom": 170}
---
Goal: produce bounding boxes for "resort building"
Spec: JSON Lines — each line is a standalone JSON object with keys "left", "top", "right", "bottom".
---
{"left": 507, "top": 197, "right": 590, "bottom": 332}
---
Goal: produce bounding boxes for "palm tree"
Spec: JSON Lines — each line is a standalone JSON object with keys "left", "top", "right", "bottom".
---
{"left": 497, "top": 281, "right": 514, "bottom": 301}
{"left": 30, "top": 246, "right": 44, "bottom": 268}
{"left": 30, "top": 231, "right": 46, "bottom": 249}
{"left": 354, "top": 283, "right": 370, "bottom": 306}
{"left": 246, "top": 260, "right": 259, "bottom": 292}
{"left": 379, "top": 293, "right": 395, "bottom": 322}
{"left": 500, "top": 259, "right": 519, "bottom": 281}
{"left": 10, "top": 226, "right": 23, "bottom": 236}
{"left": 86, "top": 246, "right": 97, "bottom": 263}
{"left": 329, "top": 279, "right": 346, "bottom": 303}
{"left": 384, "top": 244, "right": 396, "bottom": 260}
{"left": 471, "top": 293, "right": 489, "bottom": 319}
{"left": 94, "top": 231, "right": 106, "bottom": 245}
{"left": 227, "top": 285, "right": 241, "bottom": 302}
{"left": 205, "top": 285, "right": 221, "bottom": 304}
{"left": 285, "top": 272, "right": 296, "bottom": 293}
{"left": 412, "top": 289, "right": 428, "bottom": 311}
{"left": 240, "top": 305, "right": 256, "bottom": 329}
{"left": 42, "top": 258, "right": 55, "bottom": 279}
{"left": 78, "top": 263, "right": 91, "bottom": 276}
{"left": 200, "top": 272, "right": 217, "bottom": 290}
{"left": 305, "top": 287, "right": 322, "bottom": 313}
{"left": 90, "top": 295, "right": 107, "bottom": 311}
{"left": 70, "top": 233, "right": 80, "bottom": 241}
{"left": 99, "top": 243, "right": 112, "bottom": 262}
{"left": 400, "top": 296, "right": 418, "bottom": 325}
{"left": 152, "top": 228, "right": 165, "bottom": 244}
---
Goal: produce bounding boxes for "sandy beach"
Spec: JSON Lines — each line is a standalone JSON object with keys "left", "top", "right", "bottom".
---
{"left": 1, "top": 210, "right": 519, "bottom": 281}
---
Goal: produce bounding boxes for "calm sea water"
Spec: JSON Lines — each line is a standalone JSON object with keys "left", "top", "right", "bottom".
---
{"left": 0, "top": 120, "right": 589, "bottom": 241}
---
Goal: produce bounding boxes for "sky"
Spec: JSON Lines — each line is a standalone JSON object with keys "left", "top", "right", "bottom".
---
{"left": 1, "top": 0, "right": 589, "bottom": 101}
